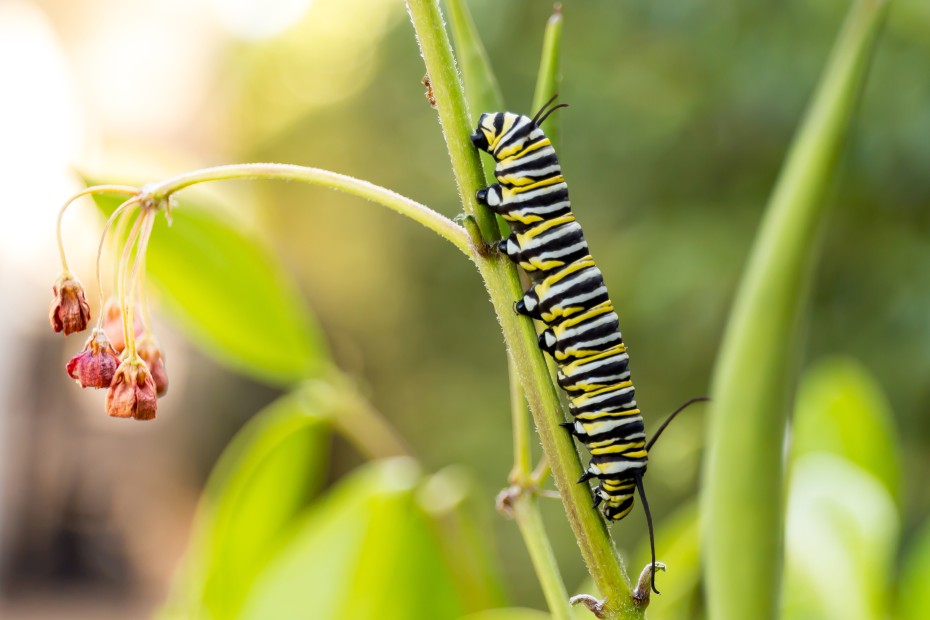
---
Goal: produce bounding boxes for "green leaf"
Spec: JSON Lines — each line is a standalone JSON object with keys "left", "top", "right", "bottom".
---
{"left": 791, "top": 357, "right": 901, "bottom": 503}
{"left": 91, "top": 189, "right": 328, "bottom": 385}
{"left": 531, "top": 6, "right": 564, "bottom": 150}
{"left": 238, "top": 458, "right": 471, "bottom": 620}
{"left": 897, "top": 517, "right": 930, "bottom": 620}
{"left": 162, "top": 390, "right": 330, "bottom": 619}
{"left": 701, "top": 1, "right": 890, "bottom": 617}
{"left": 459, "top": 609, "right": 551, "bottom": 620}
{"left": 782, "top": 454, "right": 898, "bottom": 620}
{"left": 445, "top": 0, "right": 504, "bottom": 124}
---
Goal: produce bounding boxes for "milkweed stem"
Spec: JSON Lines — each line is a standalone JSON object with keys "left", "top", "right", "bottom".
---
{"left": 406, "top": 1, "right": 638, "bottom": 618}
{"left": 141, "top": 164, "right": 474, "bottom": 258}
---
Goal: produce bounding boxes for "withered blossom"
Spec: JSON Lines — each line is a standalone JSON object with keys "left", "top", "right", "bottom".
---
{"left": 66, "top": 329, "right": 120, "bottom": 388}
{"left": 49, "top": 273, "right": 91, "bottom": 335}
{"left": 137, "top": 337, "right": 168, "bottom": 397}
{"left": 106, "top": 357, "right": 158, "bottom": 421}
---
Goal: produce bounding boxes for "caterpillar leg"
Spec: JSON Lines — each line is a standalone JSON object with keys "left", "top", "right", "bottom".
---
{"left": 498, "top": 234, "right": 521, "bottom": 262}
{"left": 475, "top": 184, "right": 505, "bottom": 213}
{"left": 514, "top": 293, "right": 537, "bottom": 318}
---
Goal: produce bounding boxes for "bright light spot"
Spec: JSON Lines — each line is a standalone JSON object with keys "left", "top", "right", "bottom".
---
{"left": 209, "top": 0, "right": 315, "bottom": 40}
{"left": 0, "top": 1, "right": 84, "bottom": 273}
{"left": 73, "top": 0, "right": 220, "bottom": 142}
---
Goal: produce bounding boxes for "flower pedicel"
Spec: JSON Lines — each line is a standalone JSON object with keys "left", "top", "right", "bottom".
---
{"left": 51, "top": 187, "right": 170, "bottom": 421}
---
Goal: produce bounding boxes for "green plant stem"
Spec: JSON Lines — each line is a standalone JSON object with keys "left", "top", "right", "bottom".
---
{"left": 406, "top": 2, "right": 638, "bottom": 617}
{"left": 701, "top": 1, "right": 890, "bottom": 619}
{"left": 511, "top": 494, "right": 573, "bottom": 620}
{"left": 405, "top": 0, "right": 499, "bottom": 244}
{"left": 143, "top": 164, "right": 474, "bottom": 258}
{"left": 509, "top": 354, "right": 534, "bottom": 483}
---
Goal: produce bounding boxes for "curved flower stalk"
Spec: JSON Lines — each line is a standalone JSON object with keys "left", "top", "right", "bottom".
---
{"left": 51, "top": 168, "right": 472, "bottom": 422}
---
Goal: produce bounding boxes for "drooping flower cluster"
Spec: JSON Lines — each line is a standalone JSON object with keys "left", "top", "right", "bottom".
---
{"left": 51, "top": 188, "right": 170, "bottom": 420}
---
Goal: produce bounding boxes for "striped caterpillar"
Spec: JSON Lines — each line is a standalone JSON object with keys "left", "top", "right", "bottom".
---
{"left": 471, "top": 97, "right": 696, "bottom": 594}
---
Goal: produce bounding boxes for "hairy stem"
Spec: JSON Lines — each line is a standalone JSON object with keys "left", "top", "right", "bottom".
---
{"left": 511, "top": 493, "right": 573, "bottom": 620}
{"left": 509, "top": 354, "right": 534, "bottom": 483}
{"left": 143, "top": 164, "right": 474, "bottom": 258}
{"left": 406, "top": 1, "right": 637, "bottom": 617}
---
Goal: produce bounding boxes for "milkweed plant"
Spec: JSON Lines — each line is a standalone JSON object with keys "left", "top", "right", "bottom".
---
{"left": 48, "top": 1, "right": 923, "bottom": 619}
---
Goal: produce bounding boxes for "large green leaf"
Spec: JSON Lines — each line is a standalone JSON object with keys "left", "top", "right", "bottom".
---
{"left": 92, "top": 189, "right": 328, "bottom": 385}
{"left": 702, "top": 1, "right": 890, "bottom": 616}
{"left": 782, "top": 454, "right": 898, "bottom": 620}
{"left": 897, "top": 518, "right": 930, "bottom": 620}
{"left": 791, "top": 357, "right": 901, "bottom": 502}
{"left": 162, "top": 390, "right": 330, "bottom": 619}
{"left": 238, "top": 458, "right": 471, "bottom": 620}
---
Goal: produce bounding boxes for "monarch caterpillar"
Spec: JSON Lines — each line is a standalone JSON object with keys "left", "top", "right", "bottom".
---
{"left": 471, "top": 97, "right": 705, "bottom": 595}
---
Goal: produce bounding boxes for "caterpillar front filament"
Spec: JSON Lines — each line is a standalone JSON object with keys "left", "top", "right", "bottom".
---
{"left": 471, "top": 98, "right": 660, "bottom": 592}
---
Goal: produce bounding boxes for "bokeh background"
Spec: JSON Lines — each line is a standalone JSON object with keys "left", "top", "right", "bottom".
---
{"left": 1, "top": 0, "right": 929, "bottom": 617}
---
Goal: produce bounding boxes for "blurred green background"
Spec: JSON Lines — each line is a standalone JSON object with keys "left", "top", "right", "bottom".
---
{"left": 1, "top": 0, "right": 928, "bottom": 617}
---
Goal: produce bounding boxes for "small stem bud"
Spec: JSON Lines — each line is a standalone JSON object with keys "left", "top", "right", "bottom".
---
{"left": 632, "top": 561, "right": 666, "bottom": 605}
{"left": 569, "top": 594, "right": 606, "bottom": 618}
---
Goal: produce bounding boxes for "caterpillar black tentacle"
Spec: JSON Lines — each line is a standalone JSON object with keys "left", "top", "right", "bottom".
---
{"left": 472, "top": 102, "right": 663, "bottom": 593}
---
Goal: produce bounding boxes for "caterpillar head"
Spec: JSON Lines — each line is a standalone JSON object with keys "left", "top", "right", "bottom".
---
{"left": 470, "top": 112, "right": 535, "bottom": 159}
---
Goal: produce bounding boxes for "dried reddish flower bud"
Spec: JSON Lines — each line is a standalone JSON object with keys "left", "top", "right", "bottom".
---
{"left": 66, "top": 329, "right": 120, "bottom": 388}
{"left": 102, "top": 298, "right": 143, "bottom": 353}
{"left": 106, "top": 357, "right": 158, "bottom": 421}
{"left": 49, "top": 273, "right": 91, "bottom": 335}
{"left": 137, "top": 338, "right": 168, "bottom": 397}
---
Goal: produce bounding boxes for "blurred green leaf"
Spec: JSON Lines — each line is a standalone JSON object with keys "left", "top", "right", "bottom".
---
{"left": 445, "top": 0, "right": 504, "bottom": 124}
{"left": 91, "top": 189, "right": 328, "bottom": 385}
{"left": 897, "top": 517, "right": 930, "bottom": 620}
{"left": 791, "top": 357, "right": 901, "bottom": 503}
{"left": 418, "top": 466, "right": 508, "bottom": 610}
{"left": 782, "top": 454, "right": 898, "bottom": 620}
{"left": 163, "top": 389, "right": 331, "bottom": 619}
{"left": 459, "top": 609, "right": 551, "bottom": 620}
{"left": 531, "top": 7, "right": 564, "bottom": 149}
{"left": 702, "top": 1, "right": 890, "bottom": 617}
{"left": 238, "top": 458, "right": 471, "bottom": 620}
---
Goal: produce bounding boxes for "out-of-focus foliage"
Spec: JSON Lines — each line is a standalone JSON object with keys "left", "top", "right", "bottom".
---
{"left": 92, "top": 191, "right": 328, "bottom": 385}
{"left": 236, "top": 458, "right": 467, "bottom": 620}
{"left": 791, "top": 358, "right": 901, "bottom": 502}
{"left": 898, "top": 518, "right": 930, "bottom": 620}
{"left": 461, "top": 609, "right": 552, "bottom": 620}
{"left": 162, "top": 389, "right": 506, "bottom": 620}
{"left": 701, "top": 0, "right": 888, "bottom": 613}
{"left": 634, "top": 360, "right": 910, "bottom": 620}
{"left": 783, "top": 454, "right": 898, "bottom": 620}
{"left": 784, "top": 358, "right": 901, "bottom": 620}
{"left": 162, "top": 390, "right": 331, "bottom": 618}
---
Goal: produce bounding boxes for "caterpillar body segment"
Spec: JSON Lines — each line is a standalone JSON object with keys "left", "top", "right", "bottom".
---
{"left": 516, "top": 256, "right": 611, "bottom": 324}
